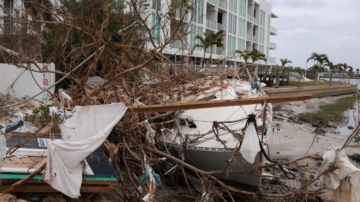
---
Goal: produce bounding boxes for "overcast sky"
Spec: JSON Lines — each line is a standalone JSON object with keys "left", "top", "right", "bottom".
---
{"left": 266, "top": 0, "right": 360, "bottom": 70}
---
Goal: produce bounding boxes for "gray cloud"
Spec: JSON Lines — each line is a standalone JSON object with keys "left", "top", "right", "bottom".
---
{"left": 267, "top": 0, "right": 360, "bottom": 68}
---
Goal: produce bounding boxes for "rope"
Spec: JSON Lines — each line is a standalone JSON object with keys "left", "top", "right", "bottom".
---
{"left": 245, "top": 114, "right": 295, "bottom": 179}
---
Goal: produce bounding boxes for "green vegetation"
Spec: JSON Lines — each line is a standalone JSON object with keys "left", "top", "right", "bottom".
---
{"left": 298, "top": 95, "right": 359, "bottom": 124}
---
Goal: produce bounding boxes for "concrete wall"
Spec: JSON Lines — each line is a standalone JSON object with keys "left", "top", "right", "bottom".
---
{"left": 0, "top": 63, "right": 55, "bottom": 102}
{"left": 264, "top": 84, "right": 358, "bottom": 98}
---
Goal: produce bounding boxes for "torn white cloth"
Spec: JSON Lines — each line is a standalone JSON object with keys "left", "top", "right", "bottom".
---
{"left": 240, "top": 122, "right": 261, "bottom": 164}
{"left": 142, "top": 120, "right": 156, "bottom": 146}
{"left": 333, "top": 170, "right": 360, "bottom": 202}
{"left": 320, "top": 148, "right": 360, "bottom": 190}
{"left": 45, "top": 103, "right": 127, "bottom": 198}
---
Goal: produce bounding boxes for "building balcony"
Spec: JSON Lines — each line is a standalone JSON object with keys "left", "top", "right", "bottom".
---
{"left": 208, "top": 0, "right": 217, "bottom": 5}
{"left": 206, "top": 19, "right": 217, "bottom": 30}
{"left": 171, "top": 40, "right": 187, "bottom": 49}
{"left": 246, "top": 34, "right": 253, "bottom": 41}
{"left": 270, "top": 26, "right": 277, "bottom": 35}
{"left": 270, "top": 42, "right": 277, "bottom": 50}
{"left": 253, "top": 17, "right": 259, "bottom": 25}
{"left": 218, "top": 0, "right": 227, "bottom": 9}
{"left": 247, "top": 15, "right": 253, "bottom": 23}
{"left": 175, "top": 8, "right": 188, "bottom": 21}
{"left": 217, "top": 23, "right": 226, "bottom": 31}
{"left": 269, "top": 57, "right": 276, "bottom": 63}
{"left": 253, "top": 36, "right": 258, "bottom": 43}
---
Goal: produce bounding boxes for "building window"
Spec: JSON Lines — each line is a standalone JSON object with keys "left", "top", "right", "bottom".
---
{"left": 191, "top": 0, "right": 204, "bottom": 24}
{"left": 239, "top": 0, "right": 247, "bottom": 17}
{"left": 229, "top": 0, "right": 237, "bottom": 13}
{"left": 259, "top": 28, "right": 264, "bottom": 44}
{"left": 260, "top": 10, "right": 265, "bottom": 27}
{"left": 237, "top": 38, "right": 245, "bottom": 52}
{"left": 227, "top": 35, "right": 236, "bottom": 55}
{"left": 228, "top": 13, "right": 236, "bottom": 35}
{"left": 268, "top": 14, "right": 271, "bottom": 29}
{"left": 152, "top": 0, "right": 161, "bottom": 11}
{"left": 238, "top": 17, "right": 246, "bottom": 38}
{"left": 151, "top": 14, "right": 161, "bottom": 44}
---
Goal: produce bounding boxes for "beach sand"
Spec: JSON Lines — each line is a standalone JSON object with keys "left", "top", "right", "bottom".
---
{"left": 268, "top": 94, "right": 360, "bottom": 159}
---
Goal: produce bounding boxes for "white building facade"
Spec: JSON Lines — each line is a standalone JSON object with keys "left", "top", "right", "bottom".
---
{"left": 139, "top": 0, "right": 278, "bottom": 65}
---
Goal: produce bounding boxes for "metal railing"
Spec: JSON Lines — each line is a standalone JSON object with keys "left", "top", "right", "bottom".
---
{"left": 269, "top": 57, "right": 276, "bottom": 63}
{"left": 175, "top": 8, "right": 188, "bottom": 21}
{"left": 247, "top": 15, "right": 253, "bottom": 23}
{"left": 246, "top": 34, "right": 253, "bottom": 41}
{"left": 217, "top": 23, "right": 226, "bottom": 31}
{"left": 171, "top": 40, "right": 187, "bottom": 49}
{"left": 218, "top": 0, "right": 227, "bottom": 9}
{"left": 206, "top": 19, "right": 217, "bottom": 30}
{"left": 253, "top": 36, "right": 258, "bottom": 43}
{"left": 208, "top": 0, "right": 217, "bottom": 5}
{"left": 270, "top": 26, "right": 277, "bottom": 35}
{"left": 270, "top": 42, "right": 277, "bottom": 49}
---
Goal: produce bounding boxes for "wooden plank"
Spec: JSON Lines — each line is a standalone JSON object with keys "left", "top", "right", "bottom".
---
{"left": 128, "top": 94, "right": 313, "bottom": 113}
{"left": 0, "top": 184, "right": 116, "bottom": 193}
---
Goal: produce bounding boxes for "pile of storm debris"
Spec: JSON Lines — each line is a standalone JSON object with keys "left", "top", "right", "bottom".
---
{"left": 0, "top": 1, "right": 359, "bottom": 202}
{"left": 1, "top": 74, "right": 360, "bottom": 202}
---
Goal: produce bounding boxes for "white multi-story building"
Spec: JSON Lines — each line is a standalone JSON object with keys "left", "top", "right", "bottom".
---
{"left": 137, "top": 0, "right": 278, "bottom": 65}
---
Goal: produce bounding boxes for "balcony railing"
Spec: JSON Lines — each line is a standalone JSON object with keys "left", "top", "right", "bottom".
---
{"left": 175, "top": 8, "right": 188, "bottom": 21}
{"left": 269, "top": 57, "right": 276, "bottom": 63}
{"left": 217, "top": 23, "right": 226, "bottom": 31}
{"left": 247, "top": 15, "right": 253, "bottom": 23}
{"left": 270, "top": 42, "right": 277, "bottom": 49}
{"left": 270, "top": 26, "right": 277, "bottom": 35}
{"left": 208, "top": 0, "right": 217, "bottom": 5}
{"left": 206, "top": 19, "right": 217, "bottom": 30}
{"left": 246, "top": 34, "right": 253, "bottom": 41}
{"left": 171, "top": 40, "right": 187, "bottom": 49}
{"left": 253, "top": 17, "right": 259, "bottom": 25}
{"left": 218, "top": 0, "right": 227, "bottom": 9}
{"left": 253, "top": 36, "right": 258, "bottom": 43}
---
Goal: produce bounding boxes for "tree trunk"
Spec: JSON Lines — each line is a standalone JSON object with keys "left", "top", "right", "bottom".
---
{"left": 275, "top": 67, "right": 281, "bottom": 88}
{"left": 202, "top": 50, "right": 206, "bottom": 68}
{"left": 329, "top": 73, "right": 332, "bottom": 86}
{"left": 314, "top": 72, "right": 318, "bottom": 86}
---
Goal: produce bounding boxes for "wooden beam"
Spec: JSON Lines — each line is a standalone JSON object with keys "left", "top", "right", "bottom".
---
{"left": 128, "top": 94, "right": 313, "bottom": 113}
{"left": 0, "top": 184, "right": 116, "bottom": 193}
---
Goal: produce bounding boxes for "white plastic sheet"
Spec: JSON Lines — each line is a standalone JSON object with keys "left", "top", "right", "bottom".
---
{"left": 240, "top": 122, "right": 260, "bottom": 164}
{"left": 321, "top": 147, "right": 360, "bottom": 202}
{"left": 45, "top": 103, "right": 127, "bottom": 198}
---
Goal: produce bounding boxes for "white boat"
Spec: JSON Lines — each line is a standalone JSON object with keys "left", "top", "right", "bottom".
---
{"left": 162, "top": 82, "right": 273, "bottom": 187}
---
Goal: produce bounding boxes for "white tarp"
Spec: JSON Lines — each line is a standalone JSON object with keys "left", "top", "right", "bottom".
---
{"left": 320, "top": 148, "right": 360, "bottom": 202}
{"left": 240, "top": 122, "right": 260, "bottom": 164}
{"left": 45, "top": 103, "right": 127, "bottom": 198}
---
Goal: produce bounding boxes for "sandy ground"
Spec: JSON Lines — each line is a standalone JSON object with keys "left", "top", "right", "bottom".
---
{"left": 268, "top": 94, "right": 360, "bottom": 159}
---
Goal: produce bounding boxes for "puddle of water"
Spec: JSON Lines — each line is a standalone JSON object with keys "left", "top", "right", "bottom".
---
{"left": 325, "top": 103, "right": 360, "bottom": 139}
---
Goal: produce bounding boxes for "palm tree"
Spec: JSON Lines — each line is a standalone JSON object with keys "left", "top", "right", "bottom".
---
{"left": 193, "top": 30, "right": 224, "bottom": 68}
{"left": 275, "top": 59, "right": 292, "bottom": 88}
{"left": 347, "top": 66, "right": 354, "bottom": 84}
{"left": 324, "top": 60, "right": 341, "bottom": 86}
{"left": 294, "top": 67, "right": 305, "bottom": 87}
{"left": 249, "top": 49, "right": 267, "bottom": 79}
{"left": 309, "top": 64, "right": 325, "bottom": 86}
{"left": 234, "top": 49, "right": 252, "bottom": 79}
{"left": 306, "top": 53, "right": 328, "bottom": 86}
{"left": 340, "top": 63, "right": 352, "bottom": 84}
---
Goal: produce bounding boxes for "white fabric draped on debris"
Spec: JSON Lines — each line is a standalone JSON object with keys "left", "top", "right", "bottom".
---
{"left": 320, "top": 147, "right": 360, "bottom": 202}
{"left": 45, "top": 103, "right": 127, "bottom": 198}
{"left": 239, "top": 122, "right": 260, "bottom": 164}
